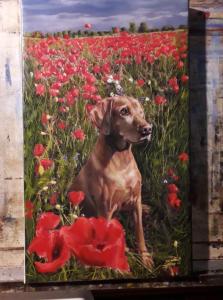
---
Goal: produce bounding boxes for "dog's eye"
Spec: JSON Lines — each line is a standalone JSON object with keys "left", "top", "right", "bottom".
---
{"left": 120, "top": 107, "right": 129, "bottom": 116}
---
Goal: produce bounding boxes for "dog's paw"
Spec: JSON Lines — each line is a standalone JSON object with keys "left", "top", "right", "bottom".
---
{"left": 141, "top": 252, "right": 154, "bottom": 270}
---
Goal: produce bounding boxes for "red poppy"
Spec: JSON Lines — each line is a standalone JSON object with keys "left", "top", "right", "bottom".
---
{"left": 114, "top": 27, "right": 120, "bottom": 33}
{"left": 59, "top": 106, "right": 68, "bottom": 113}
{"left": 169, "top": 265, "right": 179, "bottom": 276}
{"left": 172, "top": 84, "right": 179, "bottom": 94}
{"left": 85, "top": 74, "right": 96, "bottom": 85}
{"left": 57, "top": 97, "right": 66, "bottom": 103}
{"left": 178, "top": 152, "right": 189, "bottom": 162}
{"left": 34, "top": 70, "right": 43, "bottom": 81}
{"left": 57, "top": 120, "right": 66, "bottom": 130}
{"left": 154, "top": 95, "right": 167, "bottom": 105}
{"left": 167, "top": 184, "right": 179, "bottom": 193}
{"left": 181, "top": 74, "right": 189, "bottom": 83}
{"left": 172, "top": 175, "right": 179, "bottom": 181}
{"left": 167, "top": 168, "right": 175, "bottom": 177}
{"left": 68, "top": 191, "right": 85, "bottom": 206}
{"left": 92, "top": 94, "right": 102, "bottom": 102}
{"left": 33, "top": 144, "right": 45, "bottom": 157}
{"left": 50, "top": 193, "right": 58, "bottom": 206}
{"left": 177, "top": 61, "right": 184, "bottom": 69}
{"left": 83, "top": 84, "right": 97, "bottom": 94}
{"left": 72, "top": 129, "right": 85, "bottom": 141}
{"left": 36, "top": 212, "right": 61, "bottom": 233}
{"left": 28, "top": 212, "right": 70, "bottom": 273}
{"left": 61, "top": 217, "right": 130, "bottom": 272}
{"left": 49, "top": 88, "right": 59, "bottom": 97}
{"left": 85, "top": 104, "right": 94, "bottom": 112}
{"left": 35, "top": 84, "right": 45, "bottom": 96}
{"left": 101, "top": 63, "right": 111, "bottom": 74}
{"left": 35, "top": 159, "right": 53, "bottom": 175}
{"left": 168, "top": 77, "right": 177, "bottom": 88}
{"left": 51, "top": 82, "right": 62, "bottom": 90}
{"left": 167, "top": 168, "right": 179, "bottom": 181}
{"left": 40, "top": 159, "right": 53, "bottom": 170}
{"left": 181, "top": 53, "right": 187, "bottom": 59}
{"left": 84, "top": 23, "right": 92, "bottom": 29}
{"left": 167, "top": 193, "right": 181, "bottom": 208}
{"left": 70, "top": 88, "right": 79, "bottom": 97}
{"left": 64, "top": 34, "right": 69, "bottom": 40}
{"left": 25, "top": 200, "right": 34, "bottom": 219}
{"left": 41, "top": 112, "right": 48, "bottom": 126}
{"left": 136, "top": 79, "right": 145, "bottom": 87}
{"left": 93, "top": 65, "right": 101, "bottom": 74}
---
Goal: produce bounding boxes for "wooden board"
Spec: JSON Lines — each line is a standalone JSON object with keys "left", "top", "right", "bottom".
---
{"left": 190, "top": 4, "right": 223, "bottom": 273}
{"left": 0, "top": 0, "right": 24, "bottom": 283}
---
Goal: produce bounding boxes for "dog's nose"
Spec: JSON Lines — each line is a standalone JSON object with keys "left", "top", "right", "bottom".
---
{"left": 139, "top": 125, "right": 152, "bottom": 137}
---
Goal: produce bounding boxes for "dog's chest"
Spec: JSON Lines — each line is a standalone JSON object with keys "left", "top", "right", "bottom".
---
{"left": 103, "top": 160, "right": 141, "bottom": 205}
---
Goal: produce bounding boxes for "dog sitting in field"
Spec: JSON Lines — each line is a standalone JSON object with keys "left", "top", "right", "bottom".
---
{"left": 68, "top": 96, "right": 153, "bottom": 268}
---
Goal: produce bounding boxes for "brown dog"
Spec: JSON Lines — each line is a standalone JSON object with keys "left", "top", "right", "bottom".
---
{"left": 69, "top": 96, "right": 153, "bottom": 268}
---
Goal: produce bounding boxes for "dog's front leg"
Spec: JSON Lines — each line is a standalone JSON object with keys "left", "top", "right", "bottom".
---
{"left": 133, "top": 198, "right": 153, "bottom": 269}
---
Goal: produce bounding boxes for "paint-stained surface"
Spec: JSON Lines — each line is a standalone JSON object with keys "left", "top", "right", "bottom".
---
{"left": 0, "top": 0, "right": 24, "bottom": 282}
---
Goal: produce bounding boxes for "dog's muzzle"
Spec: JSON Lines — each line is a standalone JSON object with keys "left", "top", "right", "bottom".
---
{"left": 139, "top": 124, "right": 152, "bottom": 137}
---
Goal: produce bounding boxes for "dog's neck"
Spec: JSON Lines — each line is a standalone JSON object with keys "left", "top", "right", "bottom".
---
{"left": 91, "top": 134, "right": 134, "bottom": 172}
{"left": 94, "top": 134, "right": 132, "bottom": 159}
{"left": 105, "top": 134, "right": 131, "bottom": 152}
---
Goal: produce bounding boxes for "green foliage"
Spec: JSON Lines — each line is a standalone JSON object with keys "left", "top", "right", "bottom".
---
{"left": 138, "top": 22, "right": 149, "bottom": 33}
{"left": 129, "top": 22, "right": 137, "bottom": 33}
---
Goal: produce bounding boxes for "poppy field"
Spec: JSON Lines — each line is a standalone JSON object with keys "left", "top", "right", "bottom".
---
{"left": 24, "top": 30, "right": 190, "bottom": 282}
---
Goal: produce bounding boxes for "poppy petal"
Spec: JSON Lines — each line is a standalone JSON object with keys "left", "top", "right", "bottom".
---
{"left": 36, "top": 212, "right": 61, "bottom": 234}
{"left": 28, "top": 231, "right": 59, "bottom": 261}
{"left": 102, "top": 244, "right": 130, "bottom": 272}
{"left": 61, "top": 218, "right": 93, "bottom": 256}
{"left": 78, "top": 245, "right": 105, "bottom": 267}
{"left": 34, "top": 244, "right": 71, "bottom": 273}
{"left": 90, "top": 217, "right": 107, "bottom": 242}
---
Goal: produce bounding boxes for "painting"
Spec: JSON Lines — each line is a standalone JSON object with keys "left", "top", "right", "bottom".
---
{"left": 23, "top": 0, "right": 190, "bottom": 282}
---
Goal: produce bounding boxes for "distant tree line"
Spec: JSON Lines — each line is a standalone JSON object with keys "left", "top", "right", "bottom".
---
{"left": 25, "top": 22, "right": 188, "bottom": 38}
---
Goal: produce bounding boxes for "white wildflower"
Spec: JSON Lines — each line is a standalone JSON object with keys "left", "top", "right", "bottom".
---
{"left": 55, "top": 204, "right": 61, "bottom": 210}
{"left": 174, "top": 240, "right": 178, "bottom": 248}
{"left": 40, "top": 131, "right": 47, "bottom": 135}
{"left": 107, "top": 75, "right": 114, "bottom": 83}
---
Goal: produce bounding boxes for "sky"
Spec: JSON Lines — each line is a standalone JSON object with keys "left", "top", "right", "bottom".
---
{"left": 22, "top": 0, "right": 188, "bottom": 33}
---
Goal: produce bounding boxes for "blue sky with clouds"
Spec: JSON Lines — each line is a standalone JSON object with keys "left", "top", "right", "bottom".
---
{"left": 22, "top": 0, "right": 188, "bottom": 33}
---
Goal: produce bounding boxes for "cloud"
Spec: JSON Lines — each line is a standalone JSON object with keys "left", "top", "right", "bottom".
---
{"left": 178, "top": 11, "right": 188, "bottom": 17}
{"left": 22, "top": 0, "right": 188, "bottom": 32}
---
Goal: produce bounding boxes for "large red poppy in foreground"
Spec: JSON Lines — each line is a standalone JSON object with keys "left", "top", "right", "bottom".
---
{"left": 28, "top": 212, "right": 71, "bottom": 273}
{"left": 61, "top": 217, "right": 130, "bottom": 272}
{"left": 28, "top": 214, "right": 129, "bottom": 273}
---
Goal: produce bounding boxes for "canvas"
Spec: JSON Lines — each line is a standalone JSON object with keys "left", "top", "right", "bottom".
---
{"left": 23, "top": 0, "right": 190, "bottom": 283}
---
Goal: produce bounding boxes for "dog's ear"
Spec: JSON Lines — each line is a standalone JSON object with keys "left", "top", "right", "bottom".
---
{"left": 88, "top": 98, "right": 113, "bottom": 135}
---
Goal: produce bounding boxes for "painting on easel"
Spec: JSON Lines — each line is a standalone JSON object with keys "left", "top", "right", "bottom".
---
{"left": 23, "top": 0, "right": 190, "bottom": 282}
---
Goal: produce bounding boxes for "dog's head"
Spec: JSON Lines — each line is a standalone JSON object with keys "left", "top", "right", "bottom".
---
{"left": 88, "top": 96, "right": 152, "bottom": 144}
